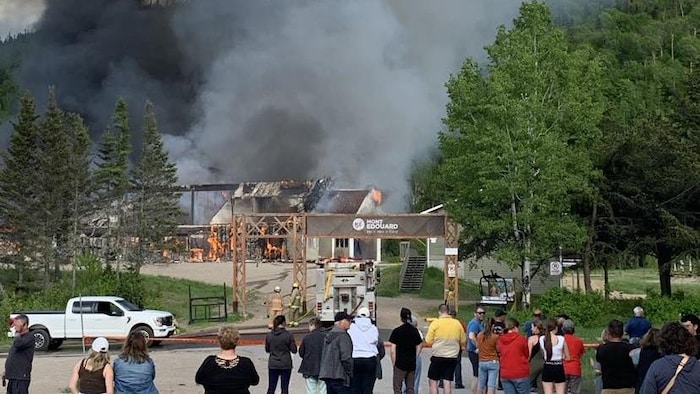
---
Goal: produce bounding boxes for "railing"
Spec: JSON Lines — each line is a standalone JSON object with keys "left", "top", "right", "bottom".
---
{"left": 188, "top": 284, "right": 228, "bottom": 324}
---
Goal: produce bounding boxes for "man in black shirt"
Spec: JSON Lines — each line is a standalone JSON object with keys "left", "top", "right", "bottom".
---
{"left": 596, "top": 319, "right": 636, "bottom": 394}
{"left": 389, "top": 307, "right": 423, "bottom": 394}
{"left": 680, "top": 313, "right": 700, "bottom": 358}
{"left": 2, "top": 314, "right": 35, "bottom": 394}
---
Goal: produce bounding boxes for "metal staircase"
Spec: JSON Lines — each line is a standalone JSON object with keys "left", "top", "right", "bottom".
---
{"left": 400, "top": 255, "right": 427, "bottom": 291}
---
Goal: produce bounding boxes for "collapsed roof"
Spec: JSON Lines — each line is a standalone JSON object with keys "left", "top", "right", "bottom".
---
{"left": 209, "top": 178, "right": 383, "bottom": 224}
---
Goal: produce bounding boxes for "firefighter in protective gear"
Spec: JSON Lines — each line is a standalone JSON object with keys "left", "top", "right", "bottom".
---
{"left": 266, "top": 286, "right": 284, "bottom": 328}
{"left": 288, "top": 282, "right": 301, "bottom": 327}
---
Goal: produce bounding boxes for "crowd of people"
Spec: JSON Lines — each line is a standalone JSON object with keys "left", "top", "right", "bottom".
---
{"left": 3, "top": 307, "right": 700, "bottom": 394}
{"left": 449, "top": 307, "right": 700, "bottom": 394}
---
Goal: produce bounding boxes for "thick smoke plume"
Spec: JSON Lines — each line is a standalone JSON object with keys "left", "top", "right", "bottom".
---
{"left": 0, "top": 0, "right": 44, "bottom": 36}
{"left": 5, "top": 0, "right": 526, "bottom": 211}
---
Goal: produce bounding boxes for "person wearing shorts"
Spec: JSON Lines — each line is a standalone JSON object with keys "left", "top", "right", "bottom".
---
{"left": 539, "top": 319, "right": 570, "bottom": 394}
{"left": 425, "top": 304, "right": 466, "bottom": 394}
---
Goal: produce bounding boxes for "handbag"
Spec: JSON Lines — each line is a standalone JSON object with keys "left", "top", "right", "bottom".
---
{"left": 660, "top": 354, "right": 690, "bottom": 394}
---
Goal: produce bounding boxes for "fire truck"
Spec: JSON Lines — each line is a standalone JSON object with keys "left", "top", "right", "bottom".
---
{"left": 314, "top": 258, "right": 380, "bottom": 323}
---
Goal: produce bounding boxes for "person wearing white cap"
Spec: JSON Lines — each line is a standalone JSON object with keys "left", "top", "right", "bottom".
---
{"left": 348, "top": 307, "right": 380, "bottom": 394}
{"left": 69, "top": 337, "right": 114, "bottom": 394}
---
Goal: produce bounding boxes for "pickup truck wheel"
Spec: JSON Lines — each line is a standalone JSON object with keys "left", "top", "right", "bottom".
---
{"left": 31, "top": 328, "right": 50, "bottom": 351}
{"left": 131, "top": 326, "right": 155, "bottom": 347}
{"left": 48, "top": 339, "right": 64, "bottom": 351}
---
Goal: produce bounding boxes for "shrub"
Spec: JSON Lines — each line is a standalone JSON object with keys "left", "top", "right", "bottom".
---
{"left": 535, "top": 287, "right": 700, "bottom": 328}
{"left": 0, "top": 254, "right": 151, "bottom": 326}
{"left": 642, "top": 290, "right": 700, "bottom": 323}
{"left": 537, "top": 287, "right": 608, "bottom": 327}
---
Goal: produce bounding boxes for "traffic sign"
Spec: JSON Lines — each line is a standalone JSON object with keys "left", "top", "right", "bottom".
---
{"left": 550, "top": 261, "right": 563, "bottom": 276}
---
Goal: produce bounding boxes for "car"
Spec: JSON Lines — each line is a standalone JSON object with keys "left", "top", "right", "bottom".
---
{"left": 8, "top": 296, "right": 177, "bottom": 351}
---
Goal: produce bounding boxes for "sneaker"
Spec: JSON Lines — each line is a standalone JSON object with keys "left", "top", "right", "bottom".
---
{"left": 455, "top": 384, "right": 465, "bottom": 389}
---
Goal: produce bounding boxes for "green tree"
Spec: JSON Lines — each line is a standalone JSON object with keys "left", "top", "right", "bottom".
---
{"left": 37, "top": 88, "right": 74, "bottom": 283}
{"left": 568, "top": 1, "right": 700, "bottom": 296}
{"left": 0, "top": 68, "right": 17, "bottom": 121}
{"left": 437, "top": 1, "right": 605, "bottom": 305}
{"left": 64, "top": 112, "right": 92, "bottom": 290}
{"left": 0, "top": 92, "right": 41, "bottom": 286}
{"left": 92, "top": 98, "right": 132, "bottom": 267}
{"left": 131, "top": 100, "right": 182, "bottom": 270}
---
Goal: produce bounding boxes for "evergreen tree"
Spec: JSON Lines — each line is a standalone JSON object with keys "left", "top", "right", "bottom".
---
{"left": 0, "top": 92, "right": 41, "bottom": 286}
{"left": 64, "top": 112, "right": 92, "bottom": 288}
{"left": 0, "top": 68, "right": 17, "bottom": 121}
{"left": 92, "top": 98, "right": 132, "bottom": 266}
{"left": 131, "top": 100, "right": 182, "bottom": 269}
{"left": 38, "top": 88, "right": 74, "bottom": 282}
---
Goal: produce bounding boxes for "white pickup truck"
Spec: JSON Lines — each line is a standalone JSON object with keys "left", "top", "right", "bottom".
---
{"left": 8, "top": 296, "right": 177, "bottom": 351}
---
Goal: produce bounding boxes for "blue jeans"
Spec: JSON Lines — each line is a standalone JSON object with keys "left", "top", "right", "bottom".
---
{"left": 502, "top": 377, "right": 530, "bottom": 394}
{"left": 267, "top": 368, "right": 291, "bottom": 394}
{"left": 478, "top": 361, "right": 500, "bottom": 390}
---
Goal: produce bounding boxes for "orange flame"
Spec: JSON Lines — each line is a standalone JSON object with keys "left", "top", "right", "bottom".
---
{"left": 264, "top": 239, "right": 285, "bottom": 260}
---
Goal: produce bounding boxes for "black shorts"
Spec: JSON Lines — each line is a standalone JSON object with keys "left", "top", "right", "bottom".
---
{"left": 541, "top": 362, "right": 566, "bottom": 383}
{"left": 428, "top": 356, "right": 458, "bottom": 381}
{"left": 468, "top": 351, "right": 479, "bottom": 377}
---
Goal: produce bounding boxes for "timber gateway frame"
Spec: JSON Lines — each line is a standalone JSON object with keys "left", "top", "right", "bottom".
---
{"left": 231, "top": 213, "right": 459, "bottom": 316}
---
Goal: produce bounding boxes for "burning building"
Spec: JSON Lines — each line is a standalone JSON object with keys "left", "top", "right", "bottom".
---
{"left": 179, "top": 178, "right": 384, "bottom": 263}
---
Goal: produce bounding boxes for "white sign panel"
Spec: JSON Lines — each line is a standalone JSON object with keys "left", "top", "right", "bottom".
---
{"left": 447, "top": 263, "right": 457, "bottom": 278}
{"left": 550, "top": 261, "right": 563, "bottom": 276}
{"left": 445, "top": 247, "right": 458, "bottom": 256}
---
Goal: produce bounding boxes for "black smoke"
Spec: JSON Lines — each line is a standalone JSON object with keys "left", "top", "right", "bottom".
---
{"left": 17, "top": 0, "right": 200, "bottom": 138}
{"left": 5, "top": 0, "right": 536, "bottom": 209}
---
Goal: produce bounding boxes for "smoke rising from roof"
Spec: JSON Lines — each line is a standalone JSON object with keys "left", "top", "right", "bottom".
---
{"left": 6, "top": 0, "right": 525, "bottom": 210}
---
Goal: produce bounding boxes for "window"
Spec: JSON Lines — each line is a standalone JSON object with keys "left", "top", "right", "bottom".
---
{"left": 116, "top": 299, "right": 143, "bottom": 311}
{"left": 96, "top": 302, "right": 124, "bottom": 316}
{"left": 335, "top": 238, "right": 349, "bottom": 248}
{"left": 71, "top": 301, "right": 96, "bottom": 314}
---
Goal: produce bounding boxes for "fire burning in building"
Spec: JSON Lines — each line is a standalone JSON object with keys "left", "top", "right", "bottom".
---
{"left": 175, "top": 179, "right": 385, "bottom": 263}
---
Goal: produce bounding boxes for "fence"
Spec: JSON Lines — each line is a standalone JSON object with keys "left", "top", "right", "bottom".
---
{"left": 188, "top": 283, "right": 228, "bottom": 324}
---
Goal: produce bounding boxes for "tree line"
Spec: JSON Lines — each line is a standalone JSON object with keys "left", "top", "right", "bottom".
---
{"left": 0, "top": 90, "right": 182, "bottom": 291}
{"left": 412, "top": 1, "right": 699, "bottom": 297}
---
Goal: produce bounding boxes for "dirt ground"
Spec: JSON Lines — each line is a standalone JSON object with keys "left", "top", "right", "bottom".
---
{"left": 141, "top": 261, "right": 440, "bottom": 330}
{"left": 16, "top": 261, "right": 441, "bottom": 394}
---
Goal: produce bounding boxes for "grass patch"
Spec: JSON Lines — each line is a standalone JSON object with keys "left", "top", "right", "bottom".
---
{"left": 377, "top": 264, "right": 480, "bottom": 300}
{"left": 140, "top": 275, "right": 243, "bottom": 332}
{"left": 598, "top": 268, "right": 700, "bottom": 295}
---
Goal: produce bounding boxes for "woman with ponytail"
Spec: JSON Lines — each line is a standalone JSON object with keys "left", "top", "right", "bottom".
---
{"left": 477, "top": 318, "right": 501, "bottom": 394}
{"left": 538, "top": 319, "right": 570, "bottom": 394}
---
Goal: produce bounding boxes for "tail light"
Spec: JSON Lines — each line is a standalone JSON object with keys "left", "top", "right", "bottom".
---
{"left": 316, "top": 302, "right": 322, "bottom": 314}
{"left": 368, "top": 301, "right": 374, "bottom": 318}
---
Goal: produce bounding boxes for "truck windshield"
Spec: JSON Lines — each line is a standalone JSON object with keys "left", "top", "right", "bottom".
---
{"left": 116, "top": 299, "right": 143, "bottom": 311}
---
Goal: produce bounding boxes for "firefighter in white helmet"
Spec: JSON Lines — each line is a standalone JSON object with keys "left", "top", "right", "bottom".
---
{"left": 266, "top": 286, "right": 284, "bottom": 329}
{"left": 289, "top": 282, "right": 301, "bottom": 327}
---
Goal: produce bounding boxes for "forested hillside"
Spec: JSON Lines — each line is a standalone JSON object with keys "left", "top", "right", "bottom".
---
{"left": 416, "top": 0, "right": 699, "bottom": 296}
